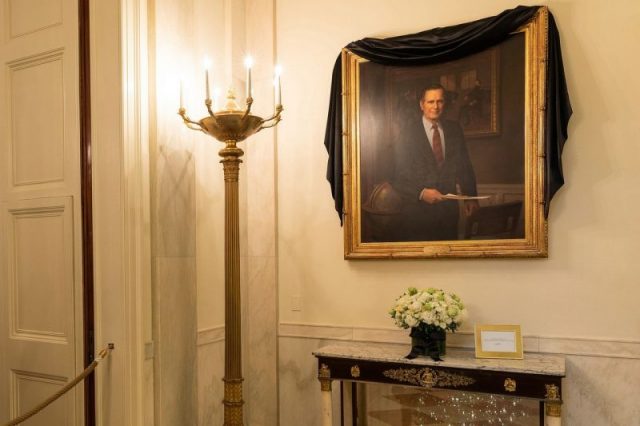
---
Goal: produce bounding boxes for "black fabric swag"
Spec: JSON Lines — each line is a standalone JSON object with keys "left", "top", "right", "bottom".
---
{"left": 324, "top": 5, "right": 572, "bottom": 223}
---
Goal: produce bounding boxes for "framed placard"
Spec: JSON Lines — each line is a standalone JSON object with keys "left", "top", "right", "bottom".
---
{"left": 474, "top": 324, "right": 523, "bottom": 359}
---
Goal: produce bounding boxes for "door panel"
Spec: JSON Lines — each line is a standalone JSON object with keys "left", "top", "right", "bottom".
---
{"left": 7, "top": 0, "right": 63, "bottom": 39}
{"left": 9, "top": 51, "right": 66, "bottom": 188}
{"left": 11, "top": 370, "right": 69, "bottom": 426}
{"left": 7, "top": 198, "right": 74, "bottom": 344}
{"left": 1, "top": 0, "right": 83, "bottom": 423}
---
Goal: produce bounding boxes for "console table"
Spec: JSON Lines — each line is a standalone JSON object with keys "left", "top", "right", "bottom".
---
{"left": 314, "top": 343, "right": 565, "bottom": 425}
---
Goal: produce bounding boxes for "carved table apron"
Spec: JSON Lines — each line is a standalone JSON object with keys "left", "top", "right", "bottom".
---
{"left": 314, "top": 343, "right": 564, "bottom": 426}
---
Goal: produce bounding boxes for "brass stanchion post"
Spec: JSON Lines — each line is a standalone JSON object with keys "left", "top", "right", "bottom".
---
{"left": 221, "top": 142, "right": 244, "bottom": 425}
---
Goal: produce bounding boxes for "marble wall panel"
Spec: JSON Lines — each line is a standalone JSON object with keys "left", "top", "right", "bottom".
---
{"left": 154, "top": 257, "right": 197, "bottom": 426}
{"left": 197, "top": 340, "right": 225, "bottom": 426}
{"left": 246, "top": 256, "right": 278, "bottom": 425}
{"left": 279, "top": 337, "right": 342, "bottom": 426}
{"left": 245, "top": 132, "right": 276, "bottom": 258}
{"left": 143, "top": 358, "right": 155, "bottom": 426}
{"left": 243, "top": 0, "right": 279, "bottom": 420}
{"left": 155, "top": 145, "right": 196, "bottom": 258}
{"left": 564, "top": 355, "right": 640, "bottom": 425}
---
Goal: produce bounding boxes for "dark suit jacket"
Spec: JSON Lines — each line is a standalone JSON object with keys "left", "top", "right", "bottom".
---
{"left": 393, "top": 118, "right": 477, "bottom": 241}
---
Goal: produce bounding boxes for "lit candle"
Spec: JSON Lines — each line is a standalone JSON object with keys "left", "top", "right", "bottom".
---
{"left": 204, "top": 56, "right": 212, "bottom": 101}
{"left": 274, "top": 65, "right": 282, "bottom": 106}
{"left": 244, "top": 55, "right": 253, "bottom": 99}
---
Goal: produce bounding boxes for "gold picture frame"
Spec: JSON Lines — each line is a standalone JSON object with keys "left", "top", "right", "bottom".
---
{"left": 342, "top": 8, "right": 548, "bottom": 259}
{"left": 474, "top": 324, "right": 524, "bottom": 359}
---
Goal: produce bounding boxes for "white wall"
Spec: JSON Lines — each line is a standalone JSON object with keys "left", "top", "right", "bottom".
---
{"left": 275, "top": 0, "right": 640, "bottom": 424}
{"left": 179, "top": 0, "right": 640, "bottom": 423}
{"left": 276, "top": 0, "right": 640, "bottom": 341}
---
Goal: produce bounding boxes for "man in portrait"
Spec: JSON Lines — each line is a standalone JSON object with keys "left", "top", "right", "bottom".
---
{"left": 392, "top": 83, "right": 479, "bottom": 241}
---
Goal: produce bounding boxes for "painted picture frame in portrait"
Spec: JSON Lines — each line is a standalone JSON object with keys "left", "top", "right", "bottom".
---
{"left": 342, "top": 8, "right": 549, "bottom": 259}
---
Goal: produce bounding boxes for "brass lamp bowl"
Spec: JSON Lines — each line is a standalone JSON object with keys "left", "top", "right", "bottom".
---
{"left": 200, "top": 112, "right": 264, "bottom": 142}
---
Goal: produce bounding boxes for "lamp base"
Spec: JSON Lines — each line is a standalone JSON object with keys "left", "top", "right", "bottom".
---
{"left": 223, "top": 377, "right": 244, "bottom": 425}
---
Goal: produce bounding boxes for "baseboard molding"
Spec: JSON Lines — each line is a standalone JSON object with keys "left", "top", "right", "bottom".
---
{"left": 278, "top": 322, "right": 640, "bottom": 360}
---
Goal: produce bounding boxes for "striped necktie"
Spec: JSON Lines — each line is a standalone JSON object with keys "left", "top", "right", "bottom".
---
{"left": 431, "top": 123, "right": 444, "bottom": 167}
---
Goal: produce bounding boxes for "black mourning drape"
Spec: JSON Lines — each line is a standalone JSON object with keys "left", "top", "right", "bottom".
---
{"left": 324, "top": 5, "right": 572, "bottom": 223}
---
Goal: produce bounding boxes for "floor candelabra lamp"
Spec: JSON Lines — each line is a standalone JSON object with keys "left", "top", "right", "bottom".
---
{"left": 178, "top": 57, "right": 282, "bottom": 425}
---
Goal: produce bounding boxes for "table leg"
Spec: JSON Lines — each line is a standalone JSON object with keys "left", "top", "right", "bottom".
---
{"left": 318, "top": 363, "right": 333, "bottom": 426}
{"left": 545, "top": 400, "right": 561, "bottom": 426}
{"left": 544, "top": 384, "right": 562, "bottom": 425}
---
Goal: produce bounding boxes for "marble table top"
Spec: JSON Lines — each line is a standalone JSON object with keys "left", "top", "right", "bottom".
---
{"left": 313, "top": 342, "right": 565, "bottom": 377}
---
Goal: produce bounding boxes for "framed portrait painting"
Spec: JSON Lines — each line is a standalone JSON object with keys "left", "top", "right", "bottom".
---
{"left": 342, "top": 9, "right": 548, "bottom": 258}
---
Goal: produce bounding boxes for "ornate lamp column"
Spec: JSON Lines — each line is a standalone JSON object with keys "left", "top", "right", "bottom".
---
{"left": 178, "top": 66, "right": 282, "bottom": 425}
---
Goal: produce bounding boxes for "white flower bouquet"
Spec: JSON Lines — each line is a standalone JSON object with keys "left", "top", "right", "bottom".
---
{"left": 390, "top": 287, "right": 467, "bottom": 360}
{"left": 389, "top": 287, "right": 467, "bottom": 333}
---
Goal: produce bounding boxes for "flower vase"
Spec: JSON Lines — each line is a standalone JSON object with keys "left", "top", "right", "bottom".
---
{"left": 407, "top": 327, "right": 446, "bottom": 361}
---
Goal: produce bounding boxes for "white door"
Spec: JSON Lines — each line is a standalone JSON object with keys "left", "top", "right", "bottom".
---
{"left": 0, "top": 0, "right": 84, "bottom": 424}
